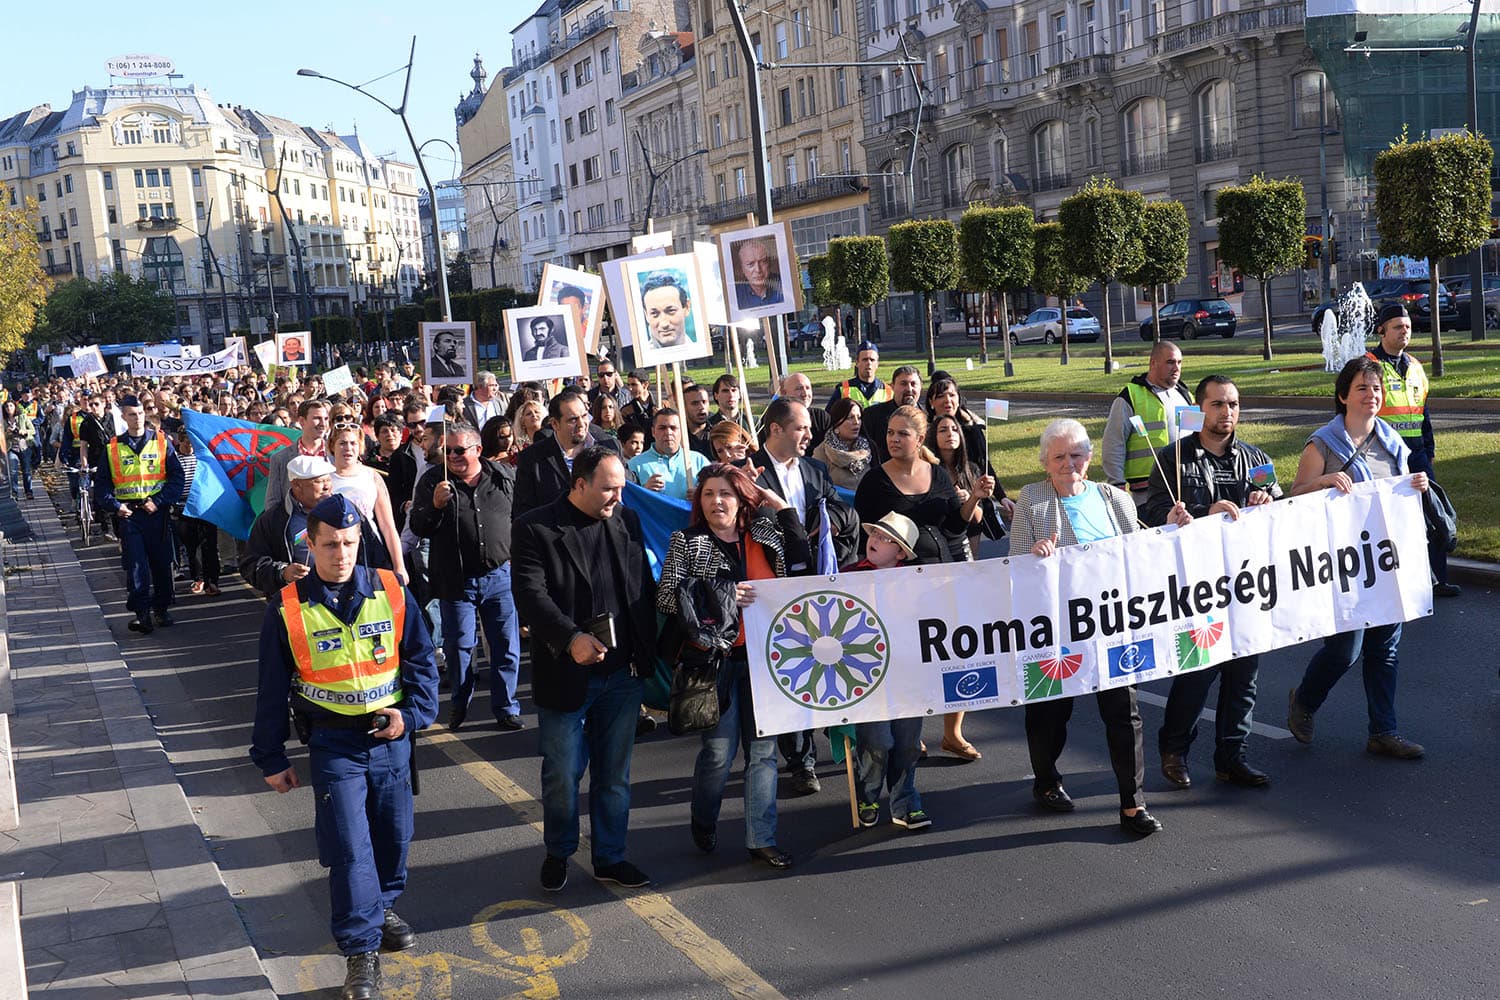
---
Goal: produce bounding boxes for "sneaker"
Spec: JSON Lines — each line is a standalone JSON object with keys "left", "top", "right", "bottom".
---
{"left": 341, "top": 951, "right": 381, "bottom": 1000}
{"left": 857, "top": 801, "right": 880, "bottom": 828}
{"left": 540, "top": 854, "right": 568, "bottom": 892}
{"left": 891, "top": 809, "right": 931, "bottom": 831}
{"left": 1366, "top": 733, "right": 1425, "bottom": 759}
{"left": 592, "top": 860, "right": 651, "bottom": 888}
{"left": 1433, "top": 583, "right": 1462, "bottom": 599}
{"left": 1286, "top": 688, "right": 1315, "bottom": 744}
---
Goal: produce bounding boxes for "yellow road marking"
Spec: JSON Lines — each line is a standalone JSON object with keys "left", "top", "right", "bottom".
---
{"left": 425, "top": 729, "right": 788, "bottom": 1000}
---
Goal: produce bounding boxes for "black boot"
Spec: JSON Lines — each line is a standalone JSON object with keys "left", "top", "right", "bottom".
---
{"left": 341, "top": 951, "right": 380, "bottom": 1000}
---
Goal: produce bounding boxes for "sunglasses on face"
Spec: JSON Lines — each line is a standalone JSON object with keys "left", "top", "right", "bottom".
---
{"left": 445, "top": 445, "right": 475, "bottom": 456}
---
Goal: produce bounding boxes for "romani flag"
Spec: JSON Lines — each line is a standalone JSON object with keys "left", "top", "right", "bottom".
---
{"left": 181, "top": 409, "right": 301, "bottom": 539}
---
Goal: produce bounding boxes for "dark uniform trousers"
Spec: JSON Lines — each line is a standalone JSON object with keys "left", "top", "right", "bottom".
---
{"left": 310, "top": 726, "right": 414, "bottom": 955}
{"left": 120, "top": 507, "right": 176, "bottom": 614}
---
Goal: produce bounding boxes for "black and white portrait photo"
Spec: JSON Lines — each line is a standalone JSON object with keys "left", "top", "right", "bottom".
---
{"left": 540, "top": 263, "right": 605, "bottom": 355}
{"left": 503, "top": 306, "right": 584, "bottom": 381}
{"left": 420, "top": 322, "right": 476, "bottom": 385}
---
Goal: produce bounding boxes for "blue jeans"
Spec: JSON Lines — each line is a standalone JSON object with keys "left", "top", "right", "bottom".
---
{"left": 856, "top": 716, "right": 924, "bottom": 819}
{"left": 309, "top": 728, "right": 413, "bottom": 956}
{"left": 1296, "top": 623, "right": 1402, "bottom": 736}
{"left": 119, "top": 508, "right": 175, "bottom": 614}
{"left": 439, "top": 563, "right": 520, "bottom": 719}
{"left": 536, "top": 669, "right": 643, "bottom": 865}
{"left": 691, "top": 654, "right": 780, "bottom": 849}
{"left": 1159, "top": 655, "right": 1260, "bottom": 771}
{"left": 7, "top": 449, "right": 32, "bottom": 498}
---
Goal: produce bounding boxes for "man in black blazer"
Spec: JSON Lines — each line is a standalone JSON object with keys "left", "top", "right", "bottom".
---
{"left": 513, "top": 389, "right": 619, "bottom": 520}
{"left": 752, "top": 397, "right": 860, "bottom": 796}
{"left": 511, "top": 449, "right": 656, "bottom": 893}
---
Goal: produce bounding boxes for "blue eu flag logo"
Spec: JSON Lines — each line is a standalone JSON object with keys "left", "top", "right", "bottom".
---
{"left": 1107, "top": 640, "right": 1156, "bottom": 679}
{"left": 942, "top": 666, "right": 999, "bottom": 702}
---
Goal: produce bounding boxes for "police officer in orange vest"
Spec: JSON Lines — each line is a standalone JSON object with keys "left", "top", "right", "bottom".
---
{"left": 824, "top": 341, "right": 894, "bottom": 411}
{"left": 250, "top": 494, "right": 438, "bottom": 1000}
{"left": 94, "top": 394, "right": 184, "bottom": 634}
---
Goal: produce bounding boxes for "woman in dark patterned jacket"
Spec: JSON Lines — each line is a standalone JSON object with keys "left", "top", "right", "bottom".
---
{"left": 657, "top": 463, "right": 809, "bottom": 870}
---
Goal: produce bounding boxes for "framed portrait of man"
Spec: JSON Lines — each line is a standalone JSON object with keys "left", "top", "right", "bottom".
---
{"left": 421, "top": 321, "right": 476, "bottom": 385}
{"left": 502, "top": 306, "right": 584, "bottom": 382}
{"left": 275, "top": 331, "right": 311, "bottom": 367}
{"left": 621, "top": 253, "right": 713, "bottom": 367}
{"left": 601, "top": 247, "right": 667, "bottom": 349}
{"left": 718, "top": 221, "right": 800, "bottom": 323}
{"left": 539, "top": 263, "right": 606, "bottom": 356}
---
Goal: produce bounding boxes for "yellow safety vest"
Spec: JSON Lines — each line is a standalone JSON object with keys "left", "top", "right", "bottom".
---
{"left": 69, "top": 412, "right": 84, "bottom": 439}
{"left": 20, "top": 400, "right": 38, "bottom": 420}
{"left": 107, "top": 431, "right": 169, "bottom": 502}
{"left": 838, "top": 379, "right": 893, "bottom": 409}
{"left": 1366, "top": 351, "right": 1428, "bottom": 441}
{"left": 1122, "top": 383, "right": 1171, "bottom": 485}
{"left": 280, "top": 569, "right": 406, "bottom": 716}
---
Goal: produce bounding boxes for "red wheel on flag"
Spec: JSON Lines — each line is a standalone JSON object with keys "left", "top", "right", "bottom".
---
{"left": 209, "top": 426, "right": 296, "bottom": 494}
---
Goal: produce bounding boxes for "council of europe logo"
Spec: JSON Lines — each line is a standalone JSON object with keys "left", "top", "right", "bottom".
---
{"left": 765, "top": 592, "right": 889, "bottom": 710}
{"left": 942, "top": 666, "right": 1000, "bottom": 703}
{"left": 1107, "top": 639, "right": 1158, "bottom": 679}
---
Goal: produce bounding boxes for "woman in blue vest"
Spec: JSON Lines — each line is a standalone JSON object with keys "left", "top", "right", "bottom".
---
{"left": 1286, "top": 357, "right": 1430, "bottom": 760}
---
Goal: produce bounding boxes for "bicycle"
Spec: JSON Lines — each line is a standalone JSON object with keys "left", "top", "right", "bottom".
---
{"left": 63, "top": 464, "right": 94, "bottom": 545}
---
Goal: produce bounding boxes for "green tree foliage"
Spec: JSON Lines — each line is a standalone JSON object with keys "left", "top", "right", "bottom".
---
{"left": 807, "top": 254, "right": 836, "bottom": 308}
{"left": 828, "top": 236, "right": 889, "bottom": 343}
{"left": 1060, "top": 178, "right": 1144, "bottom": 371}
{"left": 1215, "top": 175, "right": 1306, "bottom": 361}
{"left": 887, "top": 219, "right": 960, "bottom": 373}
{"left": 1374, "top": 131, "right": 1493, "bottom": 372}
{"left": 0, "top": 184, "right": 47, "bottom": 364}
{"left": 40, "top": 271, "right": 175, "bottom": 347}
{"left": 1032, "top": 222, "right": 1090, "bottom": 366}
{"left": 959, "top": 206, "right": 1034, "bottom": 369}
{"left": 1121, "top": 200, "right": 1190, "bottom": 343}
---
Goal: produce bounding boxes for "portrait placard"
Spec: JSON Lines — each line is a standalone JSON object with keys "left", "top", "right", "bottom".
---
{"left": 718, "top": 221, "right": 800, "bottom": 323}
{"left": 539, "top": 264, "right": 606, "bottom": 356}
{"left": 502, "top": 306, "right": 585, "bottom": 382}
{"left": 620, "top": 253, "right": 714, "bottom": 367}
{"left": 420, "top": 321, "right": 476, "bottom": 386}
{"left": 275, "top": 332, "right": 311, "bottom": 367}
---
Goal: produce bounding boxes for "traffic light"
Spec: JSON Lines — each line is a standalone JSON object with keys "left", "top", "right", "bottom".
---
{"left": 1303, "top": 235, "right": 1322, "bottom": 269}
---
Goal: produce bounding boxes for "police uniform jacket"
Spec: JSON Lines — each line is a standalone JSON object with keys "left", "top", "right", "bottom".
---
{"left": 249, "top": 565, "right": 438, "bottom": 777}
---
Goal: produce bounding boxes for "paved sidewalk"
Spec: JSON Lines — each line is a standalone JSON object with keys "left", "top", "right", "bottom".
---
{"left": 0, "top": 491, "right": 275, "bottom": 999}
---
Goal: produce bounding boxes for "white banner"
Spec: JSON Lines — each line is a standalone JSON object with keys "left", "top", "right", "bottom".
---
{"left": 322, "top": 364, "right": 356, "bottom": 395}
{"left": 130, "top": 344, "right": 242, "bottom": 375}
{"left": 70, "top": 345, "right": 107, "bottom": 379}
{"left": 744, "top": 479, "right": 1432, "bottom": 737}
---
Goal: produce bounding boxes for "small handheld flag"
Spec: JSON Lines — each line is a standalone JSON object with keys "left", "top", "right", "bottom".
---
{"left": 1177, "top": 407, "right": 1205, "bottom": 433}
{"left": 985, "top": 399, "right": 1010, "bottom": 421}
{"left": 1128, "top": 414, "right": 1148, "bottom": 437}
{"left": 1248, "top": 462, "right": 1277, "bottom": 487}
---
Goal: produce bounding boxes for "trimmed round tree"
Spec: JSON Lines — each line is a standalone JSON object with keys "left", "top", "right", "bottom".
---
{"left": 1032, "top": 221, "right": 1090, "bottom": 366}
{"left": 828, "top": 235, "right": 890, "bottom": 345}
{"left": 960, "top": 205, "right": 1035, "bottom": 375}
{"left": 1121, "top": 199, "right": 1189, "bottom": 343}
{"left": 1374, "top": 131, "right": 1493, "bottom": 373}
{"left": 1060, "top": 177, "right": 1145, "bottom": 372}
{"left": 887, "top": 219, "right": 960, "bottom": 374}
{"left": 1215, "top": 175, "right": 1306, "bottom": 362}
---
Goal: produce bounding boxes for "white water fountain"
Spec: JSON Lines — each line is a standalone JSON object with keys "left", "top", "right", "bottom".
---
{"left": 1322, "top": 282, "right": 1374, "bottom": 372}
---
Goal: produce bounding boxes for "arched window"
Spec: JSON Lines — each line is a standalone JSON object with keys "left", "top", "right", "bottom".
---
{"left": 1032, "top": 120, "right": 1068, "bottom": 190}
{"left": 878, "top": 158, "right": 902, "bottom": 217}
{"left": 917, "top": 157, "right": 930, "bottom": 201}
{"left": 943, "top": 144, "right": 973, "bottom": 206}
{"left": 1292, "top": 71, "right": 1334, "bottom": 129}
{"left": 992, "top": 134, "right": 1009, "bottom": 177}
{"left": 1196, "top": 80, "right": 1235, "bottom": 161}
{"left": 1083, "top": 115, "right": 1101, "bottom": 168}
{"left": 1121, "top": 97, "right": 1167, "bottom": 175}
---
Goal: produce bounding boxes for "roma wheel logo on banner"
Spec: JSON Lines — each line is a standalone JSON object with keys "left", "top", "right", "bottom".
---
{"left": 766, "top": 593, "right": 889, "bottom": 710}
{"left": 1020, "top": 647, "right": 1087, "bottom": 701}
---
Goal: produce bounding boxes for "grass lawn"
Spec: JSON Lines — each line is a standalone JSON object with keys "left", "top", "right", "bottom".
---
{"left": 679, "top": 336, "right": 1500, "bottom": 399}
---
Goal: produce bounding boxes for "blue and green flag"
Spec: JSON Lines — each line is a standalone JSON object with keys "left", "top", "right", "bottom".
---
{"left": 181, "top": 409, "right": 301, "bottom": 539}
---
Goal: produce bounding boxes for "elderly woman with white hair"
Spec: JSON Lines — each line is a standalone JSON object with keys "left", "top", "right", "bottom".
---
{"left": 1009, "top": 418, "right": 1161, "bottom": 836}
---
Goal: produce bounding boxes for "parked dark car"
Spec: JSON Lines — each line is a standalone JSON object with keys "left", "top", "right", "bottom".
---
{"left": 1362, "top": 277, "right": 1456, "bottom": 332}
{"left": 1138, "top": 298, "right": 1237, "bottom": 340}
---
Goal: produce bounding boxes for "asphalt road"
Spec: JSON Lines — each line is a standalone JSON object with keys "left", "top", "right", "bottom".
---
{"left": 66, "top": 513, "right": 1500, "bottom": 1000}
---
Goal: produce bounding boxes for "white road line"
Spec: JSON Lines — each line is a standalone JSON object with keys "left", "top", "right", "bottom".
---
{"left": 1135, "top": 690, "right": 1295, "bottom": 740}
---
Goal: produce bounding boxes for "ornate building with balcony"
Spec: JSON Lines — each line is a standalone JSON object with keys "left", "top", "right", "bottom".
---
{"left": 457, "top": 54, "right": 525, "bottom": 292}
{"left": 504, "top": 0, "right": 574, "bottom": 288}
{"left": 0, "top": 81, "right": 426, "bottom": 347}
{"left": 691, "top": 0, "right": 869, "bottom": 270}
{"left": 858, "top": 0, "right": 1348, "bottom": 332}
{"left": 618, "top": 27, "right": 707, "bottom": 251}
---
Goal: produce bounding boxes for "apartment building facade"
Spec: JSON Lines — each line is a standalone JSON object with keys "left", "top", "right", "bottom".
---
{"left": 505, "top": 1, "right": 573, "bottom": 289}
{"left": 857, "top": 0, "right": 1346, "bottom": 332}
{"left": 0, "top": 79, "right": 425, "bottom": 348}
{"left": 618, "top": 28, "right": 705, "bottom": 250}
{"left": 457, "top": 55, "right": 525, "bottom": 292}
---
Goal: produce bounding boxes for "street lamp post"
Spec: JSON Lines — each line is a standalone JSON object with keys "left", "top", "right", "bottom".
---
{"left": 204, "top": 160, "right": 313, "bottom": 331}
{"left": 299, "top": 38, "right": 453, "bottom": 322}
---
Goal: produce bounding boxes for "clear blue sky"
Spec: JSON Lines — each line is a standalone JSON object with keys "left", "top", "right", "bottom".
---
{"left": 5, "top": 0, "right": 530, "bottom": 182}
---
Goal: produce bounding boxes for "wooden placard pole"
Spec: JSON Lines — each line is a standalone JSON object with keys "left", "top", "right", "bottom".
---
{"left": 728, "top": 323, "right": 756, "bottom": 439}
{"left": 670, "top": 361, "right": 691, "bottom": 487}
{"left": 843, "top": 733, "right": 859, "bottom": 828}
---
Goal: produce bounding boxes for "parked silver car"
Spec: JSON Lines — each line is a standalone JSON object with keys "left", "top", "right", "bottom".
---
{"left": 1009, "top": 307, "right": 1102, "bottom": 344}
